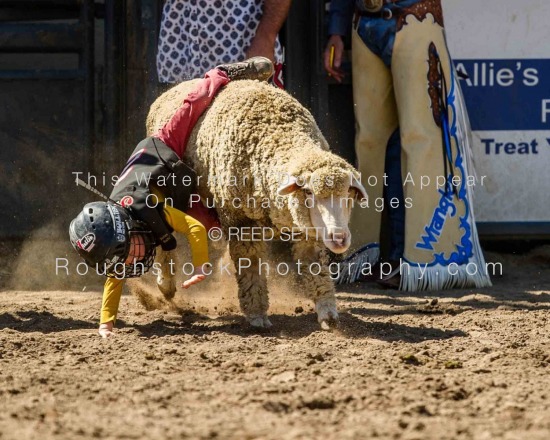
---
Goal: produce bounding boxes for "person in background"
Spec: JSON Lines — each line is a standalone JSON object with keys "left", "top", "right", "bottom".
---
{"left": 157, "top": 0, "right": 291, "bottom": 87}
{"left": 324, "top": 0, "right": 491, "bottom": 291}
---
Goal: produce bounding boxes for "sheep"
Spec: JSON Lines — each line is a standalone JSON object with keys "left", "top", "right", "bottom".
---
{"left": 146, "top": 79, "right": 367, "bottom": 329}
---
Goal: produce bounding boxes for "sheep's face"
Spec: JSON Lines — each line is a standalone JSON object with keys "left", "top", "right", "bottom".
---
{"left": 277, "top": 169, "right": 368, "bottom": 254}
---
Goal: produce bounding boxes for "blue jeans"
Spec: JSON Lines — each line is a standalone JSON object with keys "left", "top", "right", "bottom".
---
{"left": 384, "top": 128, "right": 405, "bottom": 261}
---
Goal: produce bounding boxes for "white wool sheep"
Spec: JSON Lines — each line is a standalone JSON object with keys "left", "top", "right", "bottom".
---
{"left": 147, "top": 79, "right": 367, "bottom": 329}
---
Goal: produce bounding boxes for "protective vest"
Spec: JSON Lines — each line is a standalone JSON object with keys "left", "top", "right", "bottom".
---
{"left": 109, "top": 136, "right": 197, "bottom": 249}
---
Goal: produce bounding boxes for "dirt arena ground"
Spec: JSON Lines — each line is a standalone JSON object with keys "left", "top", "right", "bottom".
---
{"left": 1, "top": 246, "right": 549, "bottom": 440}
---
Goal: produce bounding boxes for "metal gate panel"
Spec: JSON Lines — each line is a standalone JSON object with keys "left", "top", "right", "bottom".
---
{"left": 0, "top": 0, "right": 95, "bottom": 238}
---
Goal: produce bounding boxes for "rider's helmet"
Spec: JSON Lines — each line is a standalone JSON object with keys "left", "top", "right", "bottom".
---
{"left": 69, "top": 201, "right": 156, "bottom": 278}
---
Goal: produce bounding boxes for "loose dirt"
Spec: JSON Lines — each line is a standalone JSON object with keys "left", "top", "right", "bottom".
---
{"left": 0, "top": 247, "right": 549, "bottom": 440}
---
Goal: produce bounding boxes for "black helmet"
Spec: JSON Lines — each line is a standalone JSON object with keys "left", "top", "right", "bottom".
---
{"left": 69, "top": 201, "right": 156, "bottom": 278}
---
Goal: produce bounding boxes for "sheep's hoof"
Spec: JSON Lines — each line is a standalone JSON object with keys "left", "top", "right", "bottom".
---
{"left": 248, "top": 316, "right": 273, "bottom": 329}
{"left": 320, "top": 316, "right": 339, "bottom": 331}
{"left": 315, "top": 301, "right": 339, "bottom": 331}
{"left": 156, "top": 274, "right": 176, "bottom": 300}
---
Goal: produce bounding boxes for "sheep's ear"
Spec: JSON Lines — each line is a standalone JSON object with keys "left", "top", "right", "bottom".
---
{"left": 277, "top": 176, "right": 302, "bottom": 196}
{"left": 350, "top": 173, "right": 368, "bottom": 201}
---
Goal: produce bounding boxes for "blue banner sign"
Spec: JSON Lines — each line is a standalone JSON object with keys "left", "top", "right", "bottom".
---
{"left": 454, "top": 59, "right": 550, "bottom": 131}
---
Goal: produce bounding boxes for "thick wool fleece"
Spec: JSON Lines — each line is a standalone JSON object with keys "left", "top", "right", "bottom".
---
{"left": 147, "top": 80, "right": 357, "bottom": 326}
{"left": 147, "top": 80, "right": 359, "bottom": 233}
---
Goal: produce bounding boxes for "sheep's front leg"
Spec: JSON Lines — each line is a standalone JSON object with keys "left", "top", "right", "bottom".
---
{"left": 155, "top": 249, "right": 177, "bottom": 300}
{"left": 292, "top": 240, "right": 339, "bottom": 330}
{"left": 228, "top": 239, "right": 272, "bottom": 329}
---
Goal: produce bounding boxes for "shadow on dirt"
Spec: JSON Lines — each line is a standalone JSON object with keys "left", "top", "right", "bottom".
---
{"left": 337, "top": 313, "right": 466, "bottom": 342}
{"left": 0, "top": 310, "right": 96, "bottom": 333}
{"left": 339, "top": 278, "right": 550, "bottom": 313}
{"left": 131, "top": 310, "right": 466, "bottom": 343}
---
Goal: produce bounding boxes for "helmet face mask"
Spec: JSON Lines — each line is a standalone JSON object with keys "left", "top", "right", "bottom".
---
{"left": 111, "top": 221, "right": 157, "bottom": 278}
{"left": 70, "top": 202, "right": 157, "bottom": 278}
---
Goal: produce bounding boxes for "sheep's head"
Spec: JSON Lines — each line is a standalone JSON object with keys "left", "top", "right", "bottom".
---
{"left": 277, "top": 162, "right": 367, "bottom": 254}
